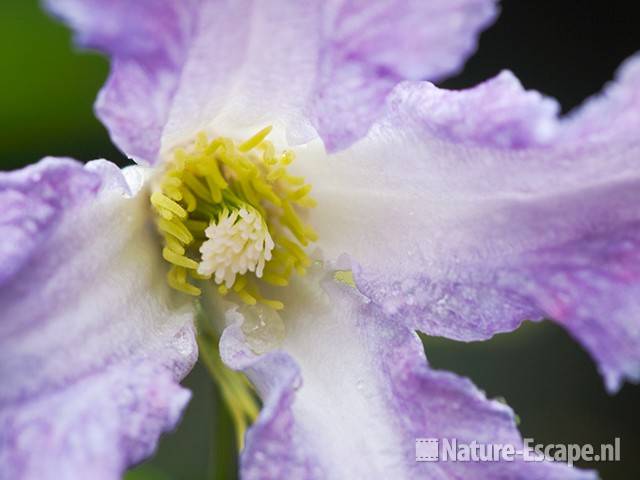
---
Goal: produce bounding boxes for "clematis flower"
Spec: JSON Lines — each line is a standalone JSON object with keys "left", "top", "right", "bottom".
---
{"left": 1, "top": 1, "right": 638, "bottom": 479}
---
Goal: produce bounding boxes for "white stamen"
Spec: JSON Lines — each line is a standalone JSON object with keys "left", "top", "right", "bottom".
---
{"left": 198, "top": 208, "right": 275, "bottom": 287}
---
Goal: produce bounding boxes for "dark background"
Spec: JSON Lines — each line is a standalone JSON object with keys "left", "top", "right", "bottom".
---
{"left": 1, "top": 1, "right": 638, "bottom": 478}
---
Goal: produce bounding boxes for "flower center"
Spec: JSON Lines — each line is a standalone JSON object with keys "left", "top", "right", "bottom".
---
{"left": 151, "top": 126, "right": 316, "bottom": 309}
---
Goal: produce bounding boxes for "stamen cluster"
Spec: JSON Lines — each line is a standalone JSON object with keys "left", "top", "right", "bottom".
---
{"left": 150, "top": 126, "right": 316, "bottom": 309}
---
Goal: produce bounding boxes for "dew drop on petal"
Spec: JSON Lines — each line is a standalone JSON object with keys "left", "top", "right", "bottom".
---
{"left": 239, "top": 303, "right": 285, "bottom": 354}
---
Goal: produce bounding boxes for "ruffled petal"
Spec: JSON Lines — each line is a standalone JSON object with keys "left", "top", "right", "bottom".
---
{"left": 0, "top": 158, "right": 101, "bottom": 285}
{"left": 298, "top": 53, "right": 640, "bottom": 392}
{"left": 0, "top": 158, "right": 197, "bottom": 479}
{"left": 220, "top": 272, "right": 593, "bottom": 479}
{"left": 44, "top": 0, "right": 199, "bottom": 164}
{"left": 315, "top": 0, "right": 498, "bottom": 150}
{"left": 45, "top": 0, "right": 497, "bottom": 160}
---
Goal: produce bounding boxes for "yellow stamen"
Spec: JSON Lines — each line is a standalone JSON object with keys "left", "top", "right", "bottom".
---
{"left": 162, "top": 247, "right": 200, "bottom": 269}
{"left": 238, "top": 125, "right": 272, "bottom": 152}
{"left": 151, "top": 192, "right": 188, "bottom": 219}
{"left": 237, "top": 290, "right": 258, "bottom": 305}
{"left": 165, "top": 236, "right": 185, "bottom": 255}
{"left": 259, "top": 299, "right": 284, "bottom": 310}
{"left": 334, "top": 270, "right": 356, "bottom": 288}
{"left": 181, "top": 187, "right": 196, "bottom": 211}
{"left": 182, "top": 173, "right": 210, "bottom": 200}
{"left": 261, "top": 272, "right": 289, "bottom": 286}
{"left": 167, "top": 266, "right": 201, "bottom": 296}
{"left": 289, "top": 185, "right": 312, "bottom": 202}
{"left": 157, "top": 217, "right": 193, "bottom": 244}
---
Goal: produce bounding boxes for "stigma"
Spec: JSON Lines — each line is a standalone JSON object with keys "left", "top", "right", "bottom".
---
{"left": 150, "top": 126, "right": 317, "bottom": 309}
{"left": 198, "top": 207, "right": 274, "bottom": 287}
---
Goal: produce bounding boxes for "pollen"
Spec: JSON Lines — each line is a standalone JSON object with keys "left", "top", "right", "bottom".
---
{"left": 150, "top": 126, "right": 316, "bottom": 309}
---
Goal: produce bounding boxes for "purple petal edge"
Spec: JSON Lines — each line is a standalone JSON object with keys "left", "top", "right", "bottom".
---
{"left": 1, "top": 359, "right": 192, "bottom": 480}
{"left": 219, "top": 277, "right": 594, "bottom": 479}
{"left": 0, "top": 158, "right": 100, "bottom": 286}
{"left": 219, "top": 325, "right": 323, "bottom": 479}
{"left": 45, "top": 0, "right": 499, "bottom": 159}
{"left": 0, "top": 158, "right": 197, "bottom": 479}
{"left": 334, "top": 52, "right": 640, "bottom": 393}
{"left": 44, "top": 0, "right": 199, "bottom": 164}
{"left": 315, "top": 0, "right": 500, "bottom": 152}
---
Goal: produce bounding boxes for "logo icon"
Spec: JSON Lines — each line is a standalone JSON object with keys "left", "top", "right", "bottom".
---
{"left": 416, "top": 438, "right": 439, "bottom": 462}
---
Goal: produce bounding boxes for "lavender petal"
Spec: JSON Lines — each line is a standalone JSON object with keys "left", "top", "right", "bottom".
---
{"left": 304, "top": 53, "right": 640, "bottom": 391}
{"left": 46, "top": 0, "right": 498, "bottom": 159}
{"left": 0, "top": 158, "right": 197, "bottom": 479}
{"left": 220, "top": 273, "right": 594, "bottom": 479}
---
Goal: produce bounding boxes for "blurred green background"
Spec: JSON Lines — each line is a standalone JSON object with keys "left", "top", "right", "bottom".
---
{"left": 1, "top": 1, "right": 638, "bottom": 478}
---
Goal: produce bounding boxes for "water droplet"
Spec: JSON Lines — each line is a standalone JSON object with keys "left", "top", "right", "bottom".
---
{"left": 173, "top": 328, "right": 195, "bottom": 358}
{"left": 240, "top": 303, "right": 285, "bottom": 354}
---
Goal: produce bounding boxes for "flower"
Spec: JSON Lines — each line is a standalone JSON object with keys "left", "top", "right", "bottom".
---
{"left": 1, "top": 1, "right": 638, "bottom": 479}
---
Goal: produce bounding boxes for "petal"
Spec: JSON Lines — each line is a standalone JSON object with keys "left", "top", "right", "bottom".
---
{"left": 44, "top": 0, "right": 200, "bottom": 164}
{"left": 45, "top": 0, "right": 498, "bottom": 161}
{"left": 0, "top": 158, "right": 197, "bottom": 479}
{"left": 299, "top": 53, "right": 640, "bottom": 392}
{"left": 220, "top": 272, "right": 594, "bottom": 479}
{"left": 0, "top": 158, "right": 101, "bottom": 285}
{"left": 315, "top": 0, "right": 498, "bottom": 151}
